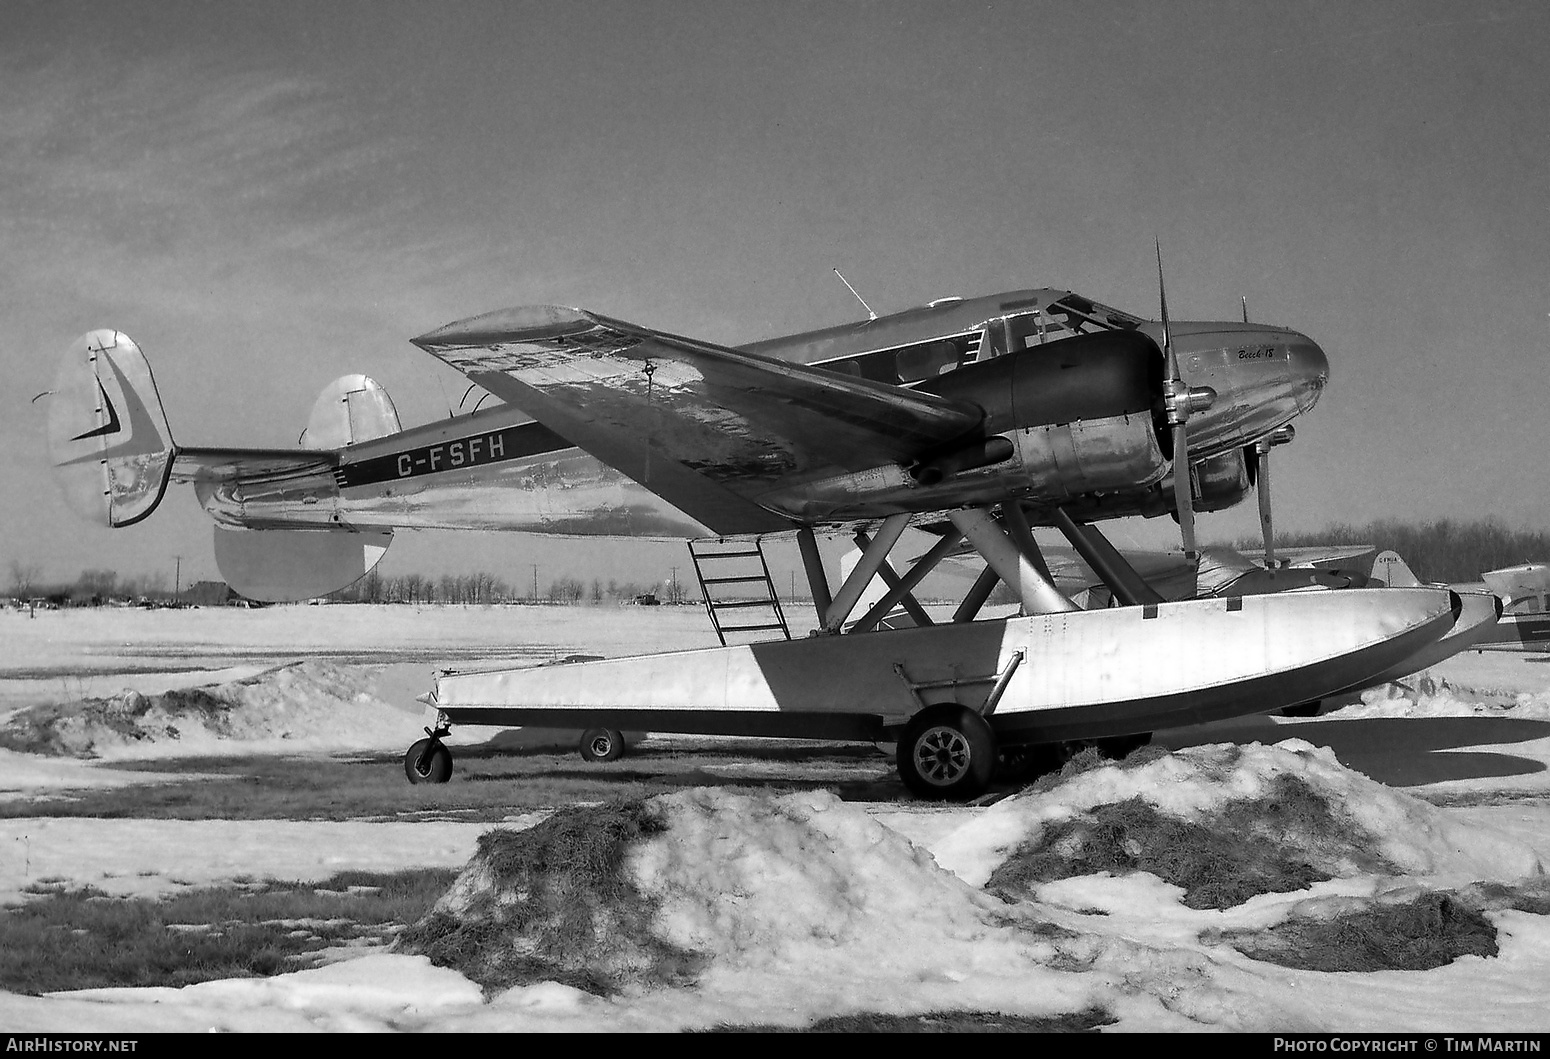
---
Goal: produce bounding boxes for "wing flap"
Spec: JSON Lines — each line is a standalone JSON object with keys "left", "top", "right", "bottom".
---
{"left": 412, "top": 306, "right": 985, "bottom": 532}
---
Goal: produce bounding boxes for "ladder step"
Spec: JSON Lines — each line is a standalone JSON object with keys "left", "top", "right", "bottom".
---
{"left": 688, "top": 537, "right": 791, "bottom": 646}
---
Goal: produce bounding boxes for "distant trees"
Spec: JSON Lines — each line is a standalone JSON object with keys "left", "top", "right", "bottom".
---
{"left": 323, "top": 569, "right": 674, "bottom": 605}
{"left": 18, "top": 516, "right": 1550, "bottom": 611}
{"left": 75, "top": 569, "right": 118, "bottom": 603}
{"left": 1245, "top": 518, "right": 1550, "bottom": 584}
{"left": 8, "top": 560, "right": 41, "bottom": 601}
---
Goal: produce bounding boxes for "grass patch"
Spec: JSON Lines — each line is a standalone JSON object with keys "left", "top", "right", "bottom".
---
{"left": 1222, "top": 892, "right": 1499, "bottom": 971}
{"left": 0, "top": 868, "right": 457, "bottom": 994}
{"left": 0, "top": 689, "right": 239, "bottom": 757}
{"left": 988, "top": 774, "right": 1393, "bottom": 909}
{"left": 0, "top": 742, "right": 900, "bottom": 822}
{"left": 1012, "top": 742, "right": 1170, "bottom": 795}
{"left": 399, "top": 800, "right": 702, "bottom": 996}
{"left": 705, "top": 1006, "right": 1115, "bottom": 1032}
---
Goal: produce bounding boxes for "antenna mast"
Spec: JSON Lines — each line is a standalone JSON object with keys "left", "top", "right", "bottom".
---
{"left": 833, "top": 268, "right": 878, "bottom": 321}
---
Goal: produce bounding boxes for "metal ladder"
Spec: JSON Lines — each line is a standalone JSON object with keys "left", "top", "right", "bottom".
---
{"left": 688, "top": 538, "right": 792, "bottom": 646}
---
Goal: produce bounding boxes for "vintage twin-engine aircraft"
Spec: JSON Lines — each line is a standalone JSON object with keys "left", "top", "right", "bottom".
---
{"left": 47, "top": 279, "right": 1477, "bottom": 798}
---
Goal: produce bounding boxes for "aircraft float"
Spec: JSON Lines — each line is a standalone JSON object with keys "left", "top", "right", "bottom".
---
{"left": 45, "top": 259, "right": 1499, "bottom": 799}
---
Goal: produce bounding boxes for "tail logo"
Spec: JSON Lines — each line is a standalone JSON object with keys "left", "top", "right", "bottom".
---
{"left": 70, "top": 380, "right": 122, "bottom": 441}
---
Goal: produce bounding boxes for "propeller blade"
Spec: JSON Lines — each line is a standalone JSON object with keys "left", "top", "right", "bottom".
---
{"left": 1157, "top": 240, "right": 1196, "bottom": 556}
{"left": 1156, "top": 241, "right": 1176, "bottom": 378}
{"left": 1174, "top": 424, "right": 1197, "bottom": 554}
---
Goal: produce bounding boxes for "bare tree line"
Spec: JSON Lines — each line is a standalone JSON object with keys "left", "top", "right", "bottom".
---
{"left": 8, "top": 561, "right": 167, "bottom": 605}
{"left": 11, "top": 518, "right": 1548, "bottom": 606}
{"left": 328, "top": 569, "right": 683, "bottom": 605}
{"left": 1237, "top": 518, "right": 1550, "bottom": 584}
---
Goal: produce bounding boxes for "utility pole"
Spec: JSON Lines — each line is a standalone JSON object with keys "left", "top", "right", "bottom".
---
{"left": 670, "top": 565, "right": 678, "bottom": 603}
{"left": 531, "top": 563, "right": 539, "bottom": 604}
{"left": 174, "top": 555, "right": 182, "bottom": 601}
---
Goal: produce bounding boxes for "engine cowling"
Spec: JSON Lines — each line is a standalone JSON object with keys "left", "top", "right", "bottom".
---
{"left": 758, "top": 329, "right": 1173, "bottom": 520}
{"left": 918, "top": 328, "right": 1170, "bottom": 502}
{"left": 1019, "top": 446, "right": 1255, "bottom": 526}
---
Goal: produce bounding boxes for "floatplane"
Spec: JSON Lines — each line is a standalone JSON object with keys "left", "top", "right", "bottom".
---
{"left": 45, "top": 258, "right": 1490, "bottom": 799}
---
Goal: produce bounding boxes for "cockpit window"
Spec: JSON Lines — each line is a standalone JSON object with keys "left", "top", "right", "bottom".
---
{"left": 812, "top": 291, "right": 1147, "bottom": 381}
{"left": 998, "top": 297, "right": 1145, "bottom": 352}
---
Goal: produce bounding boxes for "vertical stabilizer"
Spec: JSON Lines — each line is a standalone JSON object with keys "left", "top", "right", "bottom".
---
{"left": 46, "top": 330, "right": 176, "bottom": 527}
{"left": 1372, "top": 550, "right": 1419, "bottom": 587}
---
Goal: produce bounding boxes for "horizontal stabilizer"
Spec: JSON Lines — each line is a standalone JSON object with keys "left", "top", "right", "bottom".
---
{"left": 46, "top": 330, "right": 176, "bottom": 527}
{"left": 213, "top": 526, "right": 392, "bottom": 602}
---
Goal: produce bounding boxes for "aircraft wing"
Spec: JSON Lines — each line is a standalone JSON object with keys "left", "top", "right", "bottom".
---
{"left": 412, "top": 306, "right": 986, "bottom": 534}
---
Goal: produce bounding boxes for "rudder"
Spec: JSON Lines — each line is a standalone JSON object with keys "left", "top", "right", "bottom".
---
{"left": 46, "top": 330, "right": 176, "bottom": 527}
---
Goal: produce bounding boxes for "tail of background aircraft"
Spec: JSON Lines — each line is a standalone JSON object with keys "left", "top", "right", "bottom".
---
{"left": 1371, "top": 550, "right": 1420, "bottom": 588}
{"left": 45, "top": 329, "right": 397, "bottom": 601}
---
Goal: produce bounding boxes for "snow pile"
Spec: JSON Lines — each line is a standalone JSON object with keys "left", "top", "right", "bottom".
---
{"left": 0, "top": 662, "right": 420, "bottom": 759}
{"left": 408, "top": 789, "right": 1105, "bottom": 1024}
{"left": 634, "top": 788, "right": 1021, "bottom": 974}
{"left": 1333, "top": 661, "right": 1550, "bottom": 722}
{"left": 27, "top": 954, "right": 486, "bottom": 1033}
{"left": 931, "top": 740, "right": 1547, "bottom": 890}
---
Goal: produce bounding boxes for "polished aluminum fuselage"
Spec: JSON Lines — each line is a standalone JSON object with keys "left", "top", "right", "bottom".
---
{"left": 195, "top": 288, "right": 1329, "bottom": 537}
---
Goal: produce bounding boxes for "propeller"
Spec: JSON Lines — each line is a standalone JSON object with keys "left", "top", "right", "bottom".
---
{"left": 1253, "top": 424, "right": 1295, "bottom": 567}
{"left": 1155, "top": 242, "right": 1214, "bottom": 557}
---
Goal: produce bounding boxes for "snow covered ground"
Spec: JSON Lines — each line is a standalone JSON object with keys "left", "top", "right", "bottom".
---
{"left": 1, "top": 604, "right": 1547, "bottom": 1032}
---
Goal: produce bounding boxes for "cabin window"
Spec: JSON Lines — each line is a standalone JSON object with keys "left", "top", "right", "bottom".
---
{"left": 821, "top": 331, "right": 982, "bottom": 384}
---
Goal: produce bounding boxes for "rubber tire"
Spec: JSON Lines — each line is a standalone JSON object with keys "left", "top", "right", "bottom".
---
{"left": 579, "top": 727, "right": 626, "bottom": 763}
{"left": 404, "top": 738, "right": 452, "bottom": 784}
{"left": 897, "top": 704, "right": 997, "bottom": 801}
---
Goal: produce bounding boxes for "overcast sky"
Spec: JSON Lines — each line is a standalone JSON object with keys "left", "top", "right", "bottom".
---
{"left": 3, "top": 0, "right": 1547, "bottom": 589}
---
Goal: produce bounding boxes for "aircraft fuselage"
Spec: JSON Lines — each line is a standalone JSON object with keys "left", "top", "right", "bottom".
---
{"left": 194, "top": 287, "right": 1328, "bottom": 536}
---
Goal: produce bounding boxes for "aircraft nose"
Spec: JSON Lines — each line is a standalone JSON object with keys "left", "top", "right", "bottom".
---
{"left": 1286, "top": 333, "right": 1329, "bottom": 406}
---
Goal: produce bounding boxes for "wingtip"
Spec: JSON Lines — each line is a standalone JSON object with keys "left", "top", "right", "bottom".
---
{"left": 412, "top": 305, "right": 594, "bottom": 349}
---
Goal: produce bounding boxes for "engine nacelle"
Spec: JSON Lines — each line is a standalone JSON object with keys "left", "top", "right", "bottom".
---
{"left": 921, "top": 327, "right": 1170, "bottom": 501}
{"left": 759, "top": 329, "right": 1173, "bottom": 521}
{"left": 920, "top": 328, "right": 1164, "bottom": 433}
{"left": 1010, "top": 413, "right": 1169, "bottom": 502}
{"left": 1022, "top": 446, "right": 1256, "bottom": 526}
